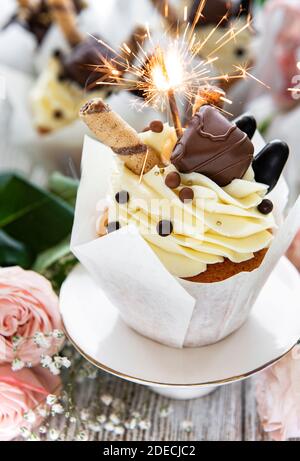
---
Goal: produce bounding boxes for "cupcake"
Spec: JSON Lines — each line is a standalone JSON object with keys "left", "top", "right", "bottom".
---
{"left": 189, "top": 0, "right": 253, "bottom": 86}
{"left": 3, "top": 0, "right": 85, "bottom": 46}
{"left": 30, "top": 0, "right": 146, "bottom": 134}
{"left": 75, "top": 96, "right": 290, "bottom": 347}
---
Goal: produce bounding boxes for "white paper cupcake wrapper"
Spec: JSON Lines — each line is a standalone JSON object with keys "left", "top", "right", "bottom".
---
{"left": 71, "top": 135, "right": 300, "bottom": 349}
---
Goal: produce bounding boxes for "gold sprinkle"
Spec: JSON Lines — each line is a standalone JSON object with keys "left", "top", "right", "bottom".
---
{"left": 154, "top": 171, "right": 160, "bottom": 176}
{"left": 160, "top": 168, "right": 165, "bottom": 175}
{"left": 216, "top": 221, "right": 222, "bottom": 226}
{"left": 187, "top": 180, "right": 193, "bottom": 186}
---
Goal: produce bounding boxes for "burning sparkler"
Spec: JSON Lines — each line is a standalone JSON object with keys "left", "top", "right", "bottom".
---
{"left": 90, "top": 0, "right": 266, "bottom": 138}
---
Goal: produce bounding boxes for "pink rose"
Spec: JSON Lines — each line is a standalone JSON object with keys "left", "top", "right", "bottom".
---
{"left": 256, "top": 346, "right": 300, "bottom": 441}
{"left": 0, "top": 364, "right": 61, "bottom": 441}
{"left": 0, "top": 267, "right": 62, "bottom": 366}
{"left": 287, "top": 230, "right": 300, "bottom": 272}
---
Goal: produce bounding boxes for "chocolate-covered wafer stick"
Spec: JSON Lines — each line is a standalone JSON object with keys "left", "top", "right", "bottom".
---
{"left": 48, "top": 0, "right": 83, "bottom": 47}
{"left": 80, "top": 98, "right": 160, "bottom": 175}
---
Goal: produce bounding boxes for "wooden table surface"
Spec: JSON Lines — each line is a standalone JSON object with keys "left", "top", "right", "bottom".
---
{"left": 38, "top": 359, "right": 272, "bottom": 442}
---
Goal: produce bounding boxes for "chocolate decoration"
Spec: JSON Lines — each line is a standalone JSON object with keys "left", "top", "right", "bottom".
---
{"left": 157, "top": 220, "right": 173, "bottom": 237}
{"left": 165, "top": 172, "right": 181, "bottom": 189}
{"left": 107, "top": 221, "right": 121, "bottom": 234}
{"left": 179, "top": 187, "right": 194, "bottom": 203}
{"left": 257, "top": 199, "right": 273, "bottom": 215}
{"left": 53, "top": 109, "right": 64, "bottom": 119}
{"left": 61, "top": 35, "right": 123, "bottom": 89}
{"left": 115, "top": 191, "right": 130, "bottom": 205}
{"left": 171, "top": 105, "right": 254, "bottom": 187}
{"left": 150, "top": 120, "right": 164, "bottom": 133}
{"left": 234, "top": 114, "right": 257, "bottom": 140}
{"left": 188, "top": 0, "right": 243, "bottom": 28}
{"left": 252, "top": 140, "right": 289, "bottom": 192}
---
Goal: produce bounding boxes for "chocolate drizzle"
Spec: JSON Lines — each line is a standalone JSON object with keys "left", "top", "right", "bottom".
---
{"left": 171, "top": 105, "right": 254, "bottom": 187}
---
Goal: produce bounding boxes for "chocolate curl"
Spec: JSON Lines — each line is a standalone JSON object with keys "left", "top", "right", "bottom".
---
{"left": 193, "top": 85, "right": 225, "bottom": 114}
{"left": 80, "top": 98, "right": 160, "bottom": 176}
{"left": 47, "top": 0, "right": 83, "bottom": 47}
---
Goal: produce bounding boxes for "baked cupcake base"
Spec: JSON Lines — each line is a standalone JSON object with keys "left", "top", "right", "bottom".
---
{"left": 183, "top": 248, "right": 268, "bottom": 284}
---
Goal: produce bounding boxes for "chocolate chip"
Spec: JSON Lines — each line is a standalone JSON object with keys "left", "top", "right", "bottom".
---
{"left": 235, "top": 47, "right": 246, "bottom": 58}
{"left": 165, "top": 172, "right": 181, "bottom": 189}
{"left": 53, "top": 49, "right": 62, "bottom": 59}
{"left": 53, "top": 109, "right": 64, "bottom": 119}
{"left": 58, "top": 73, "right": 67, "bottom": 82}
{"left": 107, "top": 221, "right": 121, "bottom": 233}
{"left": 179, "top": 187, "right": 194, "bottom": 203}
{"left": 115, "top": 190, "right": 130, "bottom": 204}
{"left": 257, "top": 199, "right": 273, "bottom": 215}
{"left": 150, "top": 120, "right": 164, "bottom": 133}
{"left": 157, "top": 220, "right": 173, "bottom": 237}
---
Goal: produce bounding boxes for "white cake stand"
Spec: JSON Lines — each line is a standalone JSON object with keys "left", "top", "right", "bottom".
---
{"left": 60, "top": 257, "right": 300, "bottom": 400}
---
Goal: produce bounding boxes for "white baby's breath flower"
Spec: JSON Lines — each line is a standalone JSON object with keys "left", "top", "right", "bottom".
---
{"left": 40, "top": 355, "right": 53, "bottom": 368}
{"left": 101, "top": 394, "right": 113, "bottom": 406}
{"left": 96, "top": 414, "right": 107, "bottom": 424}
{"left": 88, "top": 422, "right": 102, "bottom": 432}
{"left": 104, "top": 422, "right": 115, "bottom": 432}
{"left": 181, "top": 420, "right": 194, "bottom": 433}
{"left": 39, "top": 426, "right": 47, "bottom": 434}
{"left": 80, "top": 409, "right": 90, "bottom": 421}
{"left": 37, "top": 406, "right": 48, "bottom": 418}
{"left": 23, "top": 410, "right": 36, "bottom": 424}
{"left": 46, "top": 394, "right": 58, "bottom": 406}
{"left": 114, "top": 425, "right": 125, "bottom": 436}
{"left": 60, "top": 357, "right": 71, "bottom": 369}
{"left": 20, "top": 427, "right": 31, "bottom": 439}
{"left": 49, "top": 428, "right": 60, "bottom": 441}
{"left": 33, "top": 332, "right": 51, "bottom": 349}
{"left": 76, "top": 431, "right": 89, "bottom": 441}
{"left": 49, "top": 362, "right": 61, "bottom": 375}
{"left": 159, "top": 405, "right": 173, "bottom": 418}
{"left": 52, "top": 330, "right": 64, "bottom": 340}
{"left": 52, "top": 403, "right": 64, "bottom": 415}
{"left": 138, "top": 420, "right": 151, "bottom": 430}
{"left": 125, "top": 418, "right": 138, "bottom": 430}
{"left": 12, "top": 358, "right": 25, "bottom": 372}
{"left": 109, "top": 413, "right": 121, "bottom": 425}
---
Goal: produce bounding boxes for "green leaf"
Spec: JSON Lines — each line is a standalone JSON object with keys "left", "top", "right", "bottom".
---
{"left": 0, "top": 173, "right": 74, "bottom": 262}
{"left": 48, "top": 173, "right": 79, "bottom": 207}
{"left": 33, "top": 237, "right": 72, "bottom": 272}
{"left": 0, "top": 230, "right": 32, "bottom": 268}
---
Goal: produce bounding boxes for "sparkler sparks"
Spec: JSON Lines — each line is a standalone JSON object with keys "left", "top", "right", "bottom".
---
{"left": 90, "top": 0, "right": 266, "bottom": 134}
